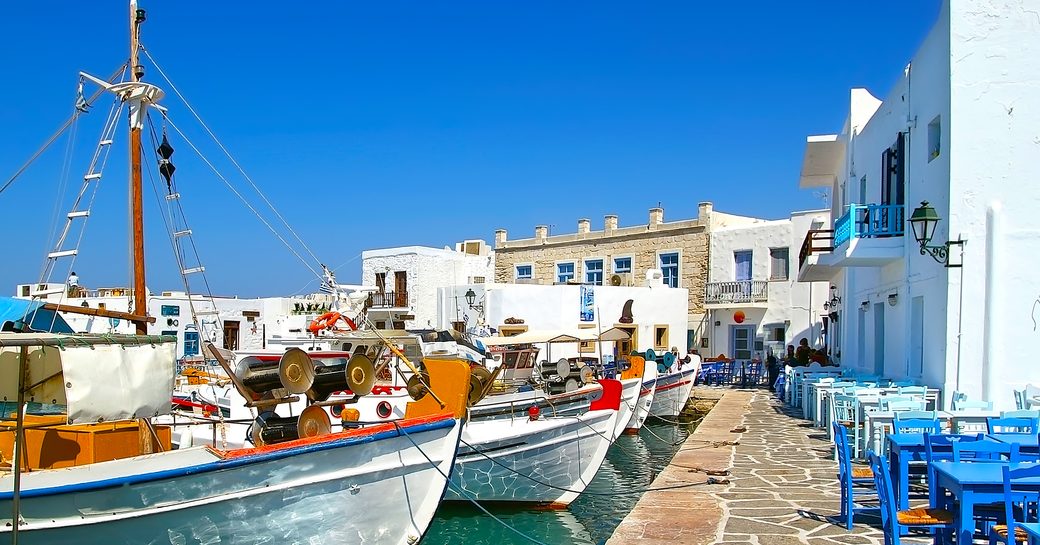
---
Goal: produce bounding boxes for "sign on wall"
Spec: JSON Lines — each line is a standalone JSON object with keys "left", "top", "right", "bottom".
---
{"left": 580, "top": 285, "right": 595, "bottom": 322}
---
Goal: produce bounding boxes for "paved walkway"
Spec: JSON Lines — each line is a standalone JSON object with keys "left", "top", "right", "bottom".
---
{"left": 609, "top": 388, "right": 931, "bottom": 545}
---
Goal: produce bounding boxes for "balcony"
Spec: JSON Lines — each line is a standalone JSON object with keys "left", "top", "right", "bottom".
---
{"left": 797, "top": 229, "right": 838, "bottom": 282}
{"left": 704, "top": 280, "right": 769, "bottom": 307}
{"left": 366, "top": 290, "right": 409, "bottom": 309}
{"left": 830, "top": 203, "right": 905, "bottom": 266}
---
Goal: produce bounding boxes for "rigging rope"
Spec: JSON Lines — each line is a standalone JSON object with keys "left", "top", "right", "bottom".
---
{"left": 393, "top": 422, "right": 551, "bottom": 545}
{"left": 139, "top": 46, "right": 325, "bottom": 272}
{"left": 0, "top": 63, "right": 129, "bottom": 197}
{"left": 159, "top": 115, "right": 321, "bottom": 280}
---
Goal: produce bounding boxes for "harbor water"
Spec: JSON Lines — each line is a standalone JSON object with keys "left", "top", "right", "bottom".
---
{"left": 425, "top": 416, "right": 699, "bottom": 545}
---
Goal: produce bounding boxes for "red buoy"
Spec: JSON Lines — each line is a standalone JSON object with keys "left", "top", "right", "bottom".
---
{"left": 528, "top": 406, "right": 541, "bottom": 421}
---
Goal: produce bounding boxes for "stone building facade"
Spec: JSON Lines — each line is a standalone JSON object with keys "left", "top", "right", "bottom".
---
{"left": 494, "top": 202, "right": 746, "bottom": 351}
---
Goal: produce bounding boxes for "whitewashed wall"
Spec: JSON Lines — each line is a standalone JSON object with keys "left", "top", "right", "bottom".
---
{"left": 438, "top": 283, "right": 689, "bottom": 361}
{"left": 822, "top": 0, "right": 1040, "bottom": 409}
{"left": 362, "top": 246, "right": 494, "bottom": 329}
{"left": 708, "top": 211, "right": 830, "bottom": 359}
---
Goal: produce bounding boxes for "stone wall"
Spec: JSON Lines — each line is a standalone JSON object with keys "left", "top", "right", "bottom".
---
{"left": 494, "top": 226, "right": 710, "bottom": 314}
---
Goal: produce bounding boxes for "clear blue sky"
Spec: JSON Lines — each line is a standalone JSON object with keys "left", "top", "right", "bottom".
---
{"left": 0, "top": 1, "right": 941, "bottom": 297}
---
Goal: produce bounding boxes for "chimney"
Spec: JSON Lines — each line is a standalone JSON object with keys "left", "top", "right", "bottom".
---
{"left": 577, "top": 218, "right": 590, "bottom": 235}
{"left": 535, "top": 225, "right": 548, "bottom": 241}
{"left": 604, "top": 214, "right": 618, "bottom": 234}
{"left": 494, "top": 229, "right": 507, "bottom": 247}
{"left": 648, "top": 207, "right": 664, "bottom": 229}
{"left": 698, "top": 201, "right": 713, "bottom": 221}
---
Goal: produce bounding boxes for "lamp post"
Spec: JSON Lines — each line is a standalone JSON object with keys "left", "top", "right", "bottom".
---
{"left": 908, "top": 201, "right": 965, "bottom": 267}
{"left": 464, "top": 288, "right": 484, "bottom": 313}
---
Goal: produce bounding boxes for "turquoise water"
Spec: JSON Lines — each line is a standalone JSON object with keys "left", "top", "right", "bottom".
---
{"left": 424, "top": 417, "right": 698, "bottom": 545}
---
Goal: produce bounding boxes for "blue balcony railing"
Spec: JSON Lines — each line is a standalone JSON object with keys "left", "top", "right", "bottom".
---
{"left": 832, "top": 203, "right": 905, "bottom": 248}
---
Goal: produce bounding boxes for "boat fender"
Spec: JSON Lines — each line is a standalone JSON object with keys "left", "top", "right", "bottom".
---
{"left": 528, "top": 406, "right": 540, "bottom": 421}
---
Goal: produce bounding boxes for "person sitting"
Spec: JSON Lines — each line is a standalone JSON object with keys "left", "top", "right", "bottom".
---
{"left": 793, "top": 338, "right": 811, "bottom": 367}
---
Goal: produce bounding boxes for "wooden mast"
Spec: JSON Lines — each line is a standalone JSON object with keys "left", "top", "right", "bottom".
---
{"left": 129, "top": 0, "right": 147, "bottom": 335}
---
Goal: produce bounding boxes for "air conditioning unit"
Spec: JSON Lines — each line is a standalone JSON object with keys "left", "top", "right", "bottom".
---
{"left": 605, "top": 273, "right": 633, "bottom": 287}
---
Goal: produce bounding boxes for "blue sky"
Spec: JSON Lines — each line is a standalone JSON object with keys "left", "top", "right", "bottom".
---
{"left": 0, "top": 1, "right": 941, "bottom": 297}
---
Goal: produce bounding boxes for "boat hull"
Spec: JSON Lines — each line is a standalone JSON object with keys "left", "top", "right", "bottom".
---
{"left": 444, "top": 381, "right": 622, "bottom": 505}
{"left": 648, "top": 367, "right": 698, "bottom": 417}
{"left": 624, "top": 363, "right": 658, "bottom": 432}
{"left": 0, "top": 415, "right": 462, "bottom": 545}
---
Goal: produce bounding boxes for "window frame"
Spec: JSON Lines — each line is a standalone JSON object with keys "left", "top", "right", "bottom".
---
{"left": 515, "top": 264, "right": 533, "bottom": 280}
{"left": 768, "top": 247, "right": 790, "bottom": 281}
{"left": 612, "top": 256, "right": 633, "bottom": 274}
{"left": 584, "top": 258, "right": 605, "bottom": 285}
{"left": 556, "top": 261, "right": 576, "bottom": 284}
{"left": 657, "top": 250, "right": 681, "bottom": 288}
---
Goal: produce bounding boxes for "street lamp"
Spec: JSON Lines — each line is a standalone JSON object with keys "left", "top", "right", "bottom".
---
{"left": 908, "top": 201, "right": 965, "bottom": 267}
{"left": 464, "top": 288, "right": 484, "bottom": 312}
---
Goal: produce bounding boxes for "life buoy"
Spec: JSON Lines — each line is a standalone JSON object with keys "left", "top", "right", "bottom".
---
{"left": 307, "top": 312, "right": 358, "bottom": 335}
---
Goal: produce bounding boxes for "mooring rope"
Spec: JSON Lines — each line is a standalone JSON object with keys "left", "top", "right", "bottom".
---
{"left": 394, "top": 422, "right": 552, "bottom": 545}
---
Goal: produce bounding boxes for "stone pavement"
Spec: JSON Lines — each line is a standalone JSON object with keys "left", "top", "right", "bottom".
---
{"left": 609, "top": 388, "right": 932, "bottom": 545}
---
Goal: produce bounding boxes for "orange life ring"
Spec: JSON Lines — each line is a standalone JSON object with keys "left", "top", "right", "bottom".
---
{"left": 307, "top": 312, "right": 357, "bottom": 334}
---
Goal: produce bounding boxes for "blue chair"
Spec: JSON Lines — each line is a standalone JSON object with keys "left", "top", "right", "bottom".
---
{"left": 870, "top": 451, "right": 954, "bottom": 545}
{"left": 898, "top": 386, "right": 928, "bottom": 396}
{"left": 1015, "top": 389, "right": 1029, "bottom": 411}
{"left": 988, "top": 416, "right": 1040, "bottom": 434}
{"left": 990, "top": 464, "right": 1040, "bottom": 545}
{"left": 893, "top": 411, "right": 941, "bottom": 435}
{"left": 952, "top": 440, "right": 1021, "bottom": 463}
{"left": 955, "top": 398, "right": 996, "bottom": 410}
{"left": 774, "top": 374, "right": 786, "bottom": 399}
{"left": 924, "top": 433, "right": 978, "bottom": 505}
{"left": 832, "top": 394, "right": 864, "bottom": 458}
{"left": 833, "top": 422, "right": 878, "bottom": 530}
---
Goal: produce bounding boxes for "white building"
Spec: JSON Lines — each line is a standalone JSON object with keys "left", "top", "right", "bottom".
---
{"left": 437, "top": 282, "right": 689, "bottom": 363}
{"left": 705, "top": 210, "right": 830, "bottom": 361}
{"left": 796, "top": 0, "right": 1040, "bottom": 409}
{"left": 360, "top": 240, "right": 494, "bottom": 330}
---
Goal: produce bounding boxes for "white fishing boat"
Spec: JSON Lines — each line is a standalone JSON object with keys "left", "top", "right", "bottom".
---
{"left": 0, "top": 4, "right": 473, "bottom": 543}
{"left": 623, "top": 355, "right": 658, "bottom": 433}
{"left": 445, "top": 378, "right": 623, "bottom": 507}
{"left": 648, "top": 356, "right": 701, "bottom": 418}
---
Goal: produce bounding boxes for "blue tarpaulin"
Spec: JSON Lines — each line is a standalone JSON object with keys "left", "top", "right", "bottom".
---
{"left": 0, "top": 297, "right": 75, "bottom": 333}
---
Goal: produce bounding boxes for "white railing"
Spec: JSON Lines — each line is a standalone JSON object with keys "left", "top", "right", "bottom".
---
{"left": 705, "top": 280, "right": 769, "bottom": 305}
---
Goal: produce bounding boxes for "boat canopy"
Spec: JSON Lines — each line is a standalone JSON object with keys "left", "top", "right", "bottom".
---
{"left": 0, "top": 332, "right": 176, "bottom": 424}
{"left": 481, "top": 327, "right": 631, "bottom": 346}
{"left": 0, "top": 297, "right": 74, "bottom": 334}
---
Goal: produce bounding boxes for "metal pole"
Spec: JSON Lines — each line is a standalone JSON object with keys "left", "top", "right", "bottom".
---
{"left": 11, "top": 346, "right": 28, "bottom": 544}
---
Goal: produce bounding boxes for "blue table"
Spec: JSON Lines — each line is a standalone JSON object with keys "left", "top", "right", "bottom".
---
{"left": 931, "top": 461, "right": 1040, "bottom": 545}
{"left": 987, "top": 432, "right": 1040, "bottom": 458}
{"left": 887, "top": 433, "right": 984, "bottom": 510}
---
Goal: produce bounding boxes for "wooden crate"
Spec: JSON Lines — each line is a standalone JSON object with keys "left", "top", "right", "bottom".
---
{"left": 0, "top": 417, "right": 172, "bottom": 470}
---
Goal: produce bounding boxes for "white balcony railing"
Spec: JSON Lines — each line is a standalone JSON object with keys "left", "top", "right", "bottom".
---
{"left": 705, "top": 280, "right": 769, "bottom": 305}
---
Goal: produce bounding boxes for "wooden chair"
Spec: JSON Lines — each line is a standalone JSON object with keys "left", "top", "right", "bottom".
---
{"left": 990, "top": 464, "right": 1040, "bottom": 544}
{"left": 870, "top": 451, "right": 954, "bottom": 545}
{"left": 833, "top": 422, "right": 878, "bottom": 530}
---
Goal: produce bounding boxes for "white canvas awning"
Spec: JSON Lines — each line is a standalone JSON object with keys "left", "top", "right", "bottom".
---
{"left": 481, "top": 327, "right": 631, "bottom": 346}
{"left": 0, "top": 333, "right": 176, "bottom": 424}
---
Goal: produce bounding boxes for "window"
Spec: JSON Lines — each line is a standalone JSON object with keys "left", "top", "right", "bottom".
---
{"left": 881, "top": 133, "right": 905, "bottom": 207}
{"left": 769, "top": 248, "right": 789, "bottom": 280}
{"left": 160, "top": 305, "right": 180, "bottom": 317}
{"left": 557, "top": 262, "right": 575, "bottom": 283}
{"left": 770, "top": 326, "right": 785, "bottom": 342}
{"left": 183, "top": 330, "right": 200, "bottom": 356}
{"left": 579, "top": 340, "right": 595, "bottom": 353}
{"left": 927, "top": 116, "right": 941, "bottom": 162}
{"left": 515, "top": 265, "right": 532, "bottom": 280}
{"left": 659, "top": 252, "right": 679, "bottom": 288}
{"left": 734, "top": 250, "right": 752, "bottom": 281}
{"left": 472, "top": 276, "right": 486, "bottom": 284}
{"left": 654, "top": 325, "right": 669, "bottom": 349}
{"left": 584, "top": 259, "right": 603, "bottom": 284}
{"left": 613, "top": 257, "right": 632, "bottom": 274}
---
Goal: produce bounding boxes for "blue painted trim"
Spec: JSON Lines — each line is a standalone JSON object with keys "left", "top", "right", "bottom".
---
{"left": 0, "top": 417, "right": 455, "bottom": 501}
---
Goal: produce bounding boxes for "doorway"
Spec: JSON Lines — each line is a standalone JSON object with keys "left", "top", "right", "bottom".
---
{"left": 731, "top": 325, "right": 754, "bottom": 361}
{"left": 223, "top": 320, "right": 240, "bottom": 351}
{"left": 872, "top": 304, "right": 885, "bottom": 377}
{"left": 394, "top": 271, "right": 408, "bottom": 307}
